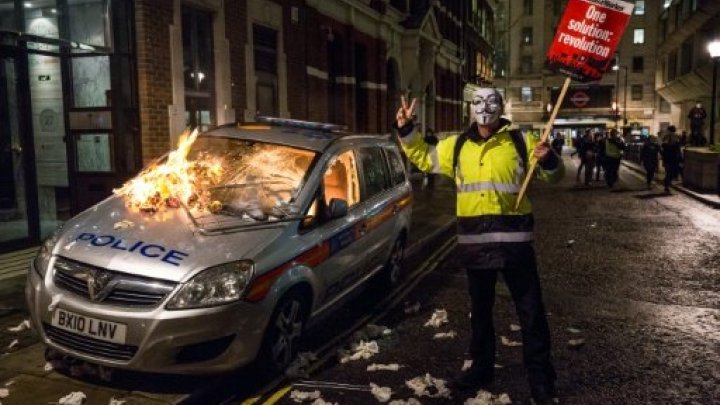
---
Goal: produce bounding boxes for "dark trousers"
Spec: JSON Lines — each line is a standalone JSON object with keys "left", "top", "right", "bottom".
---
{"left": 466, "top": 251, "right": 556, "bottom": 391}
{"left": 604, "top": 157, "right": 621, "bottom": 187}
{"left": 643, "top": 162, "right": 657, "bottom": 185}
{"left": 664, "top": 163, "right": 680, "bottom": 190}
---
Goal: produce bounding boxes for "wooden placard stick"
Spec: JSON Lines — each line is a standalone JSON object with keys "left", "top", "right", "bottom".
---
{"left": 514, "top": 76, "right": 572, "bottom": 210}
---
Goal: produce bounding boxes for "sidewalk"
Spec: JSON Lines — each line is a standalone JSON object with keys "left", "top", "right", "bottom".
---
{"left": 620, "top": 159, "right": 720, "bottom": 208}
{"left": 0, "top": 176, "right": 457, "bottom": 405}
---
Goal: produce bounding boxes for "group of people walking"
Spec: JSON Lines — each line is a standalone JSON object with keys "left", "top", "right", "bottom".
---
{"left": 568, "top": 128, "right": 625, "bottom": 188}
{"left": 564, "top": 125, "right": 685, "bottom": 194}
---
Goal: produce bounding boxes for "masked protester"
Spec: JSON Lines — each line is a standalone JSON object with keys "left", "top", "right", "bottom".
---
{"left": 394, "top": 89, "right": 563, "bottom": 405}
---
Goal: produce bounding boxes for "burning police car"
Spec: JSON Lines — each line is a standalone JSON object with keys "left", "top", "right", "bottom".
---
{"left": 26, "top": 118, "right": 412, "bottom": 375}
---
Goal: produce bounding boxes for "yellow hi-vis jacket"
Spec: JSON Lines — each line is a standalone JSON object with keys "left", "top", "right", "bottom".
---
{"left": 398, "top": 119, "right": 564, "bottom": 262}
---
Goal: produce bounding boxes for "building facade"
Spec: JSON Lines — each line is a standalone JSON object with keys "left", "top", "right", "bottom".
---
{"left": 496, "top": 0, "right": 660, "bottom": 140}
{"left": 654, "top": 0, "right": 720, "bottom": 139}
{"left": 0, "top": 0, "right": 495, "bottom": 253}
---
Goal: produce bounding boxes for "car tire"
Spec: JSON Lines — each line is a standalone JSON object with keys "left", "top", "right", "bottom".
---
{"left": 377, "top": 235, "right": 406, "bottom": 288}
{"left": 256, "top": 290, "right": 309, "bottom": 378}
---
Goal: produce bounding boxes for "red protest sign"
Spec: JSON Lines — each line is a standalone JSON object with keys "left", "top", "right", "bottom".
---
{"left": 546, "top": 0, "right": 634, "bottom": 82}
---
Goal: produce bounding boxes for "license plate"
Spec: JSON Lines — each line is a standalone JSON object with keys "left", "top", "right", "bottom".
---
{"left": 51, "top": 308, "right": 127, "bottom": 345}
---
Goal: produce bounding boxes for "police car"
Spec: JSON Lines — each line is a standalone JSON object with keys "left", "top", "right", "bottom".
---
{"left": 26, "top": 117, "right": 412, "bottom": 375}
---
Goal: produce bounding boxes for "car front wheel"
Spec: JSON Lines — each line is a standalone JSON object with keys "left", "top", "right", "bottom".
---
{"left": 257, "top": 291, "right": 308, "bottom": 377}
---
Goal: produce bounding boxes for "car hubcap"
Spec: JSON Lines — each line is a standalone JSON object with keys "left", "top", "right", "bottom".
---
{"left": 271, "top": 300, "right": 303, "bottom": 368}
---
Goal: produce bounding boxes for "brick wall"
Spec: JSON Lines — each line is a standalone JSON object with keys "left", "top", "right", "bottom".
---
{"left": 135, "top": 0, "right": 174, "bottom": 164}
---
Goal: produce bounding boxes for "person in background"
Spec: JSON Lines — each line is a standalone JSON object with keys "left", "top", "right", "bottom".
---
{"left": 594, "top": 131, "right": 606, "bottom": 181}
{"left": 574, "top": 130, "right": 591, "bottom": 182}
{"left": 640, "top": 135, "right": 661, "bottom": 189}
{"left": 603, "top": 128, "right": 625, "bottom": 188}
{"left": 394, "top": 89, "right": 563, "bottom": 405}
{"left": 551, "top": 132, "right": 564, "bottom": 156}
{"left": 577, "top": 131, "right": 596, "bottom": 186}
{"left": 661, "top": 126, "right": 683, "bottom": 194}
{"left": 688, "top": 101, "right": 707, "bottom": 146}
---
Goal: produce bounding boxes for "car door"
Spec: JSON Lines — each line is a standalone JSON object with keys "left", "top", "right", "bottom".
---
{"left": 355, "top": 146, "right": 399, "bottom": 271}
{"left": 301, "top": 148, "right": 367, "bottom": 307}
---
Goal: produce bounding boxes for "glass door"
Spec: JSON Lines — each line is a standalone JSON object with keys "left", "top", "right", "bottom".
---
{"left": 0, "top": 52, "right": 32, "bottom": 246}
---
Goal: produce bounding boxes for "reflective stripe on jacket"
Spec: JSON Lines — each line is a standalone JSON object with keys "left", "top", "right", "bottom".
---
{"left": 399, "top": 120, "right": 564, "bottom": 246}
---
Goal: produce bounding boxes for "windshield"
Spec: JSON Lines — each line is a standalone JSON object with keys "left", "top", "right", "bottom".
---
{"left": 187, "top": 136, "right": 317, "bottom": 221}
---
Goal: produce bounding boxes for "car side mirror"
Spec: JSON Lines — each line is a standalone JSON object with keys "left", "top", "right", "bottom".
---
{"left": 328, "top": 198, "right": 348, "bottom": 219}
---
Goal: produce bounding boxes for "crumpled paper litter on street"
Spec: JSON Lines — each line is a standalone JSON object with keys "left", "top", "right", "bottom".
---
{"left": 7, "top": 320, "right": 30, "bottom": 333}
{"left": 6, "top": 340, "right": 18, "bottom": 350}
{"left": 339, "top": 340, "right": 379, "bottom": 363}
{"left": 463, "top": 390, "right": 512, "bottom": 405}
{"left": 509, "top": 323, "right": 521, "bottom": 332}
{"left": 433, "top": 331, "right": 456, "bottom": 340}
{"left": 286, "top": 352, "right": 318, "bottom": 378}
{"left": 567, "top": 327, "right": 582, "bottom": 334}
{"left": 108, "top": 398, "right": 126, "bottom": 405}
{"left": 423, "top": 309, "right": 448, "bottom": 328}
{"left": 367, "top": 363, "right": 401, "bottom": 372}
{"left": 58, "top": 391, "right": 87, "bottom": 405}
{"left": 370, "top": 383, "right": 393, "bottom": 402}
{"left": 405, "top": 373, "right": 451, "bottom": 399}
{"left": 568, "top": 338, "right": 585, "bottom": 348}
{"left": 500, "top": 336, "right": 522, "bottom": 347}
{"left": 0, "top": 388, "right": 8, "bottom": 398}
{"left": 462, "top": 359, "right": 473, "bottom": 371}
{"left": 290, "top": 390, "right": 321, "bottom": 403}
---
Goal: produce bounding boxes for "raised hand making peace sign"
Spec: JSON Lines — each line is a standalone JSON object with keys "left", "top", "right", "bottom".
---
{"left": 396, "top": 94, "right": 417, "bottom": 128}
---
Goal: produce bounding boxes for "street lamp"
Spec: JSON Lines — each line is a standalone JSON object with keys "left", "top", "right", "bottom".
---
{"left": 707, "top": 39, "right": 720, "bottom": 145}
{"left": 613, "top": 64, "right": 629, "bottom": 134}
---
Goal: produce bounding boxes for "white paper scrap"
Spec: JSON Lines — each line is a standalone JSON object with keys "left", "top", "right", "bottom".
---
{"left": 108, "top": 398, "right": 126, "bottom": 405}
{"left": 58, "top": 391, "right": 87, "bottom": 405}
{"left": 423, "top": 309, "right": 448, "bottom": 328}
{"left": 500, "top": 336, "right": 522, "bottom": 347}
{"left": 290, "top": 390, "right": 321, "bottom": 403}
{"left": 509, "top": 324, "right": 521, "bottom": 332}
{"left": 339, "top": 340, "right": 379, "bottom": 363}
{"left": 0, "top": 388, "right": 8, "bottom": 398}
{"left": 6, "top": 340, "right": 18, "bottom": 350}
{"left": 433, "top": 331, "right": 457, "bottom": 340}
{"left": 367, "top": 363, "right": 401, "bottom": 372}
{"left": 462, "top": 360, "right": 473, "bottom": 371}
{"left": 4, "top": 380, "right": 13, "bottom": 387}
{"left": 568, "top": 338, "right": 585, "bottom": 348}
{"left": 44, "top": 362, "right": 54, "bottom": 372}
{"left": 7, "top": 320, "right": 30, "bottom": 333}
{"left": 113, "top": 220, "right": 135, "bottom": 230}
{"left": 567, "top": 327, "right": 582, "bottom": 334}
{"left": 463, "top": 390, "right": 512, "bottom": 405}
{"left": 370, "top": 383, "right": 393, "bottom": 403}
{"left": 405, "top": 373, "right": 451, "bottom": 399}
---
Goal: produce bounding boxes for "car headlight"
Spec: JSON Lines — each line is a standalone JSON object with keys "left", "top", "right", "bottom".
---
{"left": 33, "top": 229, "right": 62, "bottom": 277}
{"left": 166, "top": 261, "right": 254, "bottom": 310}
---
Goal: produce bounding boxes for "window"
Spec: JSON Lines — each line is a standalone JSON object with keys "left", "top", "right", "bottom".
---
{"left": 667, "top": 51, "right": 677, "bottom": 80}
{"left": 521, "top": 87, "right": 533, "bottom": 103}
{"left": 634, "top": 0, "right": 645, "bottom": 15}
{"left": 632, "top": 56, "right": 644, "bottom": 73}
{"left": 631, "top": 85, "right": 643, "bottom": 100}
{"left": 522, "top": 27, "right": 533, "bottom": 45}
{"left": 521, "top": 56, "right": 533, "bottom": 74}
{"left": 633, "top": 29, "right": 644, "bottom": 44}
{"left": 659, "top": 97, "right": 671, "bottom": 113}
{"left": 358, "top": 147, "right": 390, "bottom": 199}
{"left": 523, "top": 0, "right": 533, "bottom": 15}
{"left": 680, "top": 37, "right": 693, "bottom": 75}
{"left": 183, "top": 7, "right": 215, "bottom": 131}
{"left": 323, "top": 150, "right": 360, "bottom": 208}
{"left": 385, "top": 147, "right": 407, "bottom": 186}
{"left": 253, "top": 24, "right": 278, "bottom": 117}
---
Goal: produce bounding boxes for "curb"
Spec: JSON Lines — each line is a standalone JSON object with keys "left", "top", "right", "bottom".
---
{"left": 620, "top": 161, "right": 720, "bottom": 209}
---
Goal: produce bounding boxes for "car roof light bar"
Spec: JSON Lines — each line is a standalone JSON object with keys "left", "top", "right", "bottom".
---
{"left": 255, "top": 116, "right": 347, "bottom": 132}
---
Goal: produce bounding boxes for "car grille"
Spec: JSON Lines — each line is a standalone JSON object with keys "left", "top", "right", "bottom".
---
{"left": 43, "top": 323, "right": 138, "bottom": 361}
{"left": 53, "top": 257, "right": 177, "bottom": 307}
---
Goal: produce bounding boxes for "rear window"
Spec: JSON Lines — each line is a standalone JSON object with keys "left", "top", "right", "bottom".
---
{"left": 385, "top": 146, "right": 406, "bottom": 186}
{"left": 358, "top": 147, "right": 390, "bottom": 199}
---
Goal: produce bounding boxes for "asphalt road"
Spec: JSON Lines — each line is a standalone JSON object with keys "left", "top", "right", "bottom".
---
{"left": 266, "top": 158, "right": 720, "bottom": 405}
